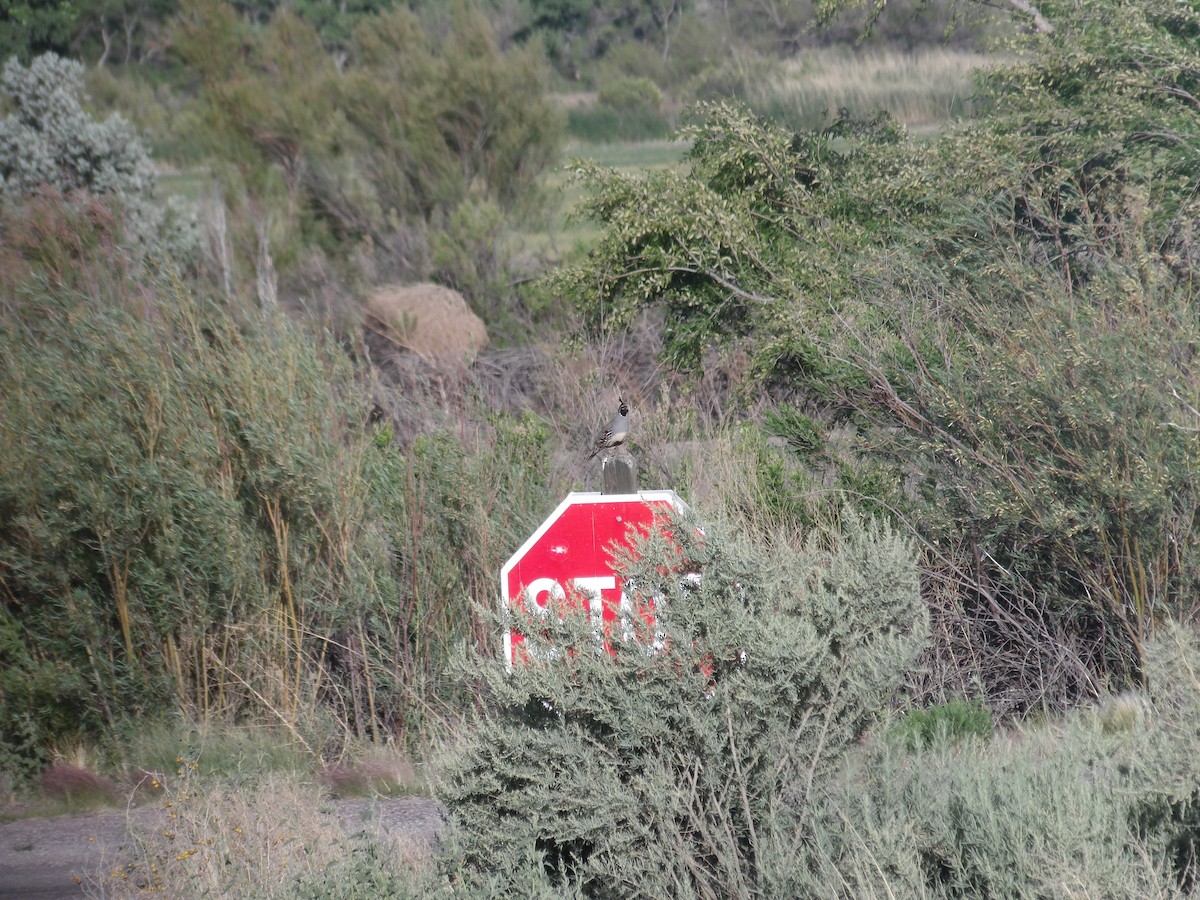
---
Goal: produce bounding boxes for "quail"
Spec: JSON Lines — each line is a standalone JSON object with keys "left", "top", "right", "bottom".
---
{"left": 588, "top": 397, "right": 630, "bottom": 459}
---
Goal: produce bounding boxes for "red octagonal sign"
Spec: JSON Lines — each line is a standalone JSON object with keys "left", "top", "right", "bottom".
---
{"left": 501, "top": 490, "right": 689, "bottom": 669}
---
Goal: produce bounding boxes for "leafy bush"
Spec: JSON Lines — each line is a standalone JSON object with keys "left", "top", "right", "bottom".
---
{"left": 597, "top": 76, "right": 663, "bottom": 115}
{"left": 438, "top": 515, "right": 927, "bottom": 896}
{"left": 0, "top": 3, "right": 75, "bottom": 62}
{"left": 0, "top": 53, "right": 154, "bottom": 200}
{"left": 552, "top": 0, "right": 1200, "bottom": 707}
{"left": 0, "top": 52, "right": 194, "bottom": 259}
{"left": 429, "top": 197, "right": 507, "bottom": 316}
{"left": 577, "top": 78, "right": 671, "bottom": 144}
{"left": 592, "top": 41, "right": 671, "bottom": 91}
{"left": 173, "top": 1, "right": 561, "bottom": 307}
{"left": 0, "top": 258, "right": 403, "bottom": 766}
{"left": 860, "top": 276, "right": 1200, "bottom": 697}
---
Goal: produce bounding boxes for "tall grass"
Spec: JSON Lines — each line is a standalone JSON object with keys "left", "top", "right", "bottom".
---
{"left": 360, "top": 403, "right": 563, "bottom": 738}
{"left": 0, "top": 255, "right": 396, "bottom": 766}
{"left": 0, "top": 189, "right": 757, "bottom": 776}
{"left": 566, "top": 105, "right": 672, "bottom": 143}
{"left": 753, "top": 48, "right": 996, "bottom": 131}
{"left": 0, "top": 189, "right": 563, "bottom": 771}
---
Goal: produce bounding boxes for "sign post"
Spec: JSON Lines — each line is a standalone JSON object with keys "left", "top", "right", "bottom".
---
{"left": 501, "top": 490, "right": 689, "bottom": 669}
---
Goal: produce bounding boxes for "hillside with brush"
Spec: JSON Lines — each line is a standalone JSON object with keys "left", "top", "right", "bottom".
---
{"left": 6, "top": 0, "right": 1200, "bottom": 896}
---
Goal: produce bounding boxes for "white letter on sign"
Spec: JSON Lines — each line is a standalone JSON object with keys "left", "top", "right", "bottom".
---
{"left": 524, "top": 577, "right": 565, "bottom": 615}
{"left": 572, "top": 576, "right": 616, "bottom": 625}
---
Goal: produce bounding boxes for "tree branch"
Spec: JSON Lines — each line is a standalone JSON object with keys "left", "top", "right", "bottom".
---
{"left": 1007, "top": 0, "right": 1055, "bottom": 34}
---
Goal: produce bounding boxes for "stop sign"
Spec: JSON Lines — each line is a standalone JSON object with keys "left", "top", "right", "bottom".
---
{"left": 501, "top": 490, "right": 689, "bottom": 669}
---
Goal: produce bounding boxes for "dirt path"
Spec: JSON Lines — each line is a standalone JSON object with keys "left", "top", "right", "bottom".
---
{"left": 0, "top": 798, "right": 443, "bottom": 899}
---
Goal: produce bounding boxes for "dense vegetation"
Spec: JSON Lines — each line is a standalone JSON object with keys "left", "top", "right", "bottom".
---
{"left": 442, "top": 516, "right": 930, "bottom": 896}
{"left": 556, "top": 0, "right": 1200, "bottom": 710}
{"left": 6, "top": 0, "right": 1200, "bottom": 895}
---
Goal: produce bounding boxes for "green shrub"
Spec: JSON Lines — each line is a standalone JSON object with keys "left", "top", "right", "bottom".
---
{"left": 0, "top": 53, "right": 152, "bottom": 202}
{"left": 795, "top": 623, "right": 1200, "bottom": 898}
{"left": 799, "top": 724, "right": 1167, "bottom": 897}
{"left": 553, "top": 1, "right": 1200, "bottom": 705}
{"left": 0, "top": 53, "right": 195, "bottom": 260}
{"left": 429, "top": 197, "right": 506, "bottom": 313}
{"left": 438, "top": 515, "right": 927, "bottom": 896}
{"left": 172, "top": 1, "right": 561, "bottom": 317}
{"left": 675, "top": 422, "right": 830, "bottom": 537}
{"left": 597, "top": 76, "right": 663, "bottom": 115}
{"left": 292, "top": 836, "right": 434, "bottom": 899}
{"left": 0, "top": 3, "right": 74, "bottom": 62}
{"left": 650, "top": 17, "right": 723, "bottom": 91}
{"left": 896, "top": 699, "right": 993, "bottom": 750}
{"left": 870, "top": 277, "right": 1200, "bottom": 690}
{"left": 0, "top": 262, "right": 401, "bottom": 767}
{"left": 593, "top": 42, "right": 670, "bottom": 91}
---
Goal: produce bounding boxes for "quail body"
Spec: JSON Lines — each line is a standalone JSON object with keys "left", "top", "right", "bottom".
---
{"left": 588, "top": 398, "right": 630, "bottom": 459}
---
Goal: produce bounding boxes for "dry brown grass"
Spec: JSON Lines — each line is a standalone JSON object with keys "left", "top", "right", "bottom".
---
{"left": 112, "top": 765, "right": 435, "bottom": 897}
{"left": 769, "top": 47, "right": 999, "bottom": 129}
{"left": 321, "top": 749, "right": 422, "bottom": 798}
{"left": 365, "top": 282, "right": 488, "bottom": 362}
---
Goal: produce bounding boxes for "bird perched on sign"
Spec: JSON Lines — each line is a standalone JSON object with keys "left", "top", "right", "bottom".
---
{"left": 588, "top": 397, "right": 630, "bottom": 459}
